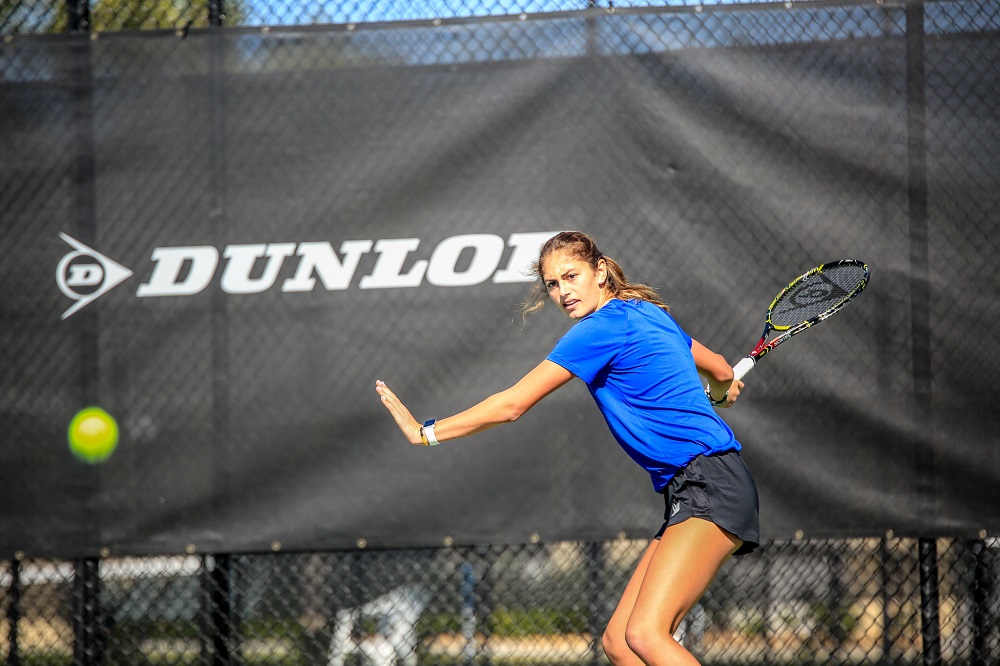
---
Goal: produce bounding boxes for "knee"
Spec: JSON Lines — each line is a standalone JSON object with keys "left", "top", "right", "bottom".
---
{"left": 601, "top": 625, "right": 632, "bottom": 666}
{"left": 624, "top": 619, "right": 671, "bottom": 664}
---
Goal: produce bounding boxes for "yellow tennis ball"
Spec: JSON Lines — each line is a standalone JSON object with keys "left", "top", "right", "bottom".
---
{"left": 68, "top": 407, "right": 119, "bottom": 463}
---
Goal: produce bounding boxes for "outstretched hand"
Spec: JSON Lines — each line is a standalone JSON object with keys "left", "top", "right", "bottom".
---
{"left": 375, "top": 380, "right": 423, "bottom": 444}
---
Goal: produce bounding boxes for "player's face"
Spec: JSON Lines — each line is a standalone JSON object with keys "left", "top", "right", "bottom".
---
{"left": 541, "top": 250, "right": 609, "bottom": 319}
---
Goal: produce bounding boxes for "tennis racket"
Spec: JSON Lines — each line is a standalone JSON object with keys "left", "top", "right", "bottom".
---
{"left": 732, "top": 259, "right": 870, "bottom": 381}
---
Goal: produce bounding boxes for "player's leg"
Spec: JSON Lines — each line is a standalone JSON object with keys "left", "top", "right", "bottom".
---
{"left": 602, "top": 538, "right": 659, "bottom": 666}
{"left": 624, "top": 518, "right": 741, "bottom": 666}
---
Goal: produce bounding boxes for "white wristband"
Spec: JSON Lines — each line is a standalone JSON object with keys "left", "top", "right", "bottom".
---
{"left": 705, "top": 386, "right": 728, "bottom": 407}
{"left": 421, "top": 419, "right": 440, "bottom": 446}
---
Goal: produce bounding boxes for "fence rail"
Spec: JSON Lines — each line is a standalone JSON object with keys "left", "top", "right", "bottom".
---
{"left": 3, "top": 0, "right": 924, "bottom": 36}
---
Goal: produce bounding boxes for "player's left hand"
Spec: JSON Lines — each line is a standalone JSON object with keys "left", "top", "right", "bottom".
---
{"left": 375, "top": 380, "right": 423, "bottom": 444}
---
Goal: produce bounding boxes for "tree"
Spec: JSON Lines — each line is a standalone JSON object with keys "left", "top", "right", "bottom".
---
{"left": 0, "top": 0, "right": 246, "bottom": 35}
{"left": 85, "top": 0, "right": 246, "bottom": 31}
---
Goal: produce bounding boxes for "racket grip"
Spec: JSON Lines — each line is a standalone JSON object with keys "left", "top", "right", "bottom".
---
{"left": 732, "top": 356, "right": 756, "bottom": 381}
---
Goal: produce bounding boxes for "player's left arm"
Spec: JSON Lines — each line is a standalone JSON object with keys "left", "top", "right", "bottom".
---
{"left": 691, "top": 339, "right": 742, "bottom": 407}
{"left": 375, "top": 360, "right": 574, "bottom": 445}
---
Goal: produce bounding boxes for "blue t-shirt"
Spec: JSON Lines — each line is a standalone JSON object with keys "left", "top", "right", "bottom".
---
{"left": 546, "top": 299, "right": 740, "bottom": 492}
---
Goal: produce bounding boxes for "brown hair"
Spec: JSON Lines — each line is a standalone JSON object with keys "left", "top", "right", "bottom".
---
{"left": 520, "top": 231, "right": 669, "bottom": 317}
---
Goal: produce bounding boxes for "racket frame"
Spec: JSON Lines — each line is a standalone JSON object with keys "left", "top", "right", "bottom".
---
{"left": 733, "top": 259, "right": 870, "bottom": 381}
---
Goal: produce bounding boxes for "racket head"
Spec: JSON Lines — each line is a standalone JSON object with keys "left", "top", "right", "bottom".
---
{"left": 766, "top": 259, "right": 870, "bottom": 331}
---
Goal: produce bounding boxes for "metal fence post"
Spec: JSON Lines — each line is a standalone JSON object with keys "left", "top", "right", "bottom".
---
{"left": 6, "top": 559, "right": 21, "bottom": 666}
{"left": 906, "top": 0, "right": 935, "bottom": 513}
{"left": 828, "top": 545, "right": 848, "bottom": 664}
{"left": 66, "top": 0, "right": 89, "bottom": 32}
{"left": 202, "top": 553, "right": 234, "bottom": 666}
{"left": 63, "top": 14, "right": 102, "bottom": 660}
{"left": 72, "top": 558, "right": 101, "bottom": 666}
{"left": 969, "top": 539, "right": 991, "bottom": 666}
{"left": 209, "top": 0, "right": 223, "bottom": 27}
{"left": 918, "top": 538, "right": 942, "bottom": 666}
{"left": 904, "top": 4, "right": 940, "bottom": 660}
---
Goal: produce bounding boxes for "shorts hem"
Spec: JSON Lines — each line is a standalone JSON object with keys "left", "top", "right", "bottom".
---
{"left": 653, "top": 450, "right": 760, "bottom": 556}
{"left": 654, "top": 515, "right": 760, "bottom": 556}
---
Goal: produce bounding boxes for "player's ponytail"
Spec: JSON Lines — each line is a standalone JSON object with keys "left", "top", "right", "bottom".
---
{"left": 521, "top": 231, "right": 669, "bottom": 318}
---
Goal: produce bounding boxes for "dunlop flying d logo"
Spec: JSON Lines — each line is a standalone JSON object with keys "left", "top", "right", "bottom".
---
{"left": 773, "top": 272, "right": 849, "bottom": 319}
{"left": 57, "top": 233, "right": 134, "bottom": 319}
{"left": 55, "top": 231, "right": 555, "bottom": 320}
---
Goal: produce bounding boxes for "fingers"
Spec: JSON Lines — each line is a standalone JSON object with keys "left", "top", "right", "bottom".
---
{"left": 375, "top": 380, "right": 421, "bottom": 444}
{"left": 375, "top": 379, "right": 403, "bottom": 415}
{"left": 722, "top": 380, "right": 745, "bottom": 408}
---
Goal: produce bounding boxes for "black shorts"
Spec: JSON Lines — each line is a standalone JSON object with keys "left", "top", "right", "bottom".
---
{"left": 654, "top": 449, "right": 760, "bottom": 556}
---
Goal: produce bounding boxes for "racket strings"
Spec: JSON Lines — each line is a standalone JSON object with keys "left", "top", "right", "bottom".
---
{"left": 770, "top": 263, "right": 867, "bottom": 328}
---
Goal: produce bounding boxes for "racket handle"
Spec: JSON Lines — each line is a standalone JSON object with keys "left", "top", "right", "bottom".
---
{"left": 733, "top": 356, "right": 756, "bottom": 381}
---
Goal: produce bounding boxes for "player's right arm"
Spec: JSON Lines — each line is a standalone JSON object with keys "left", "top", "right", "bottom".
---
{"left": 691, "top": 339, "right": 742, "bottom": 407}
{"left": 375, "top": 360, "right": 573, "bottom": 445}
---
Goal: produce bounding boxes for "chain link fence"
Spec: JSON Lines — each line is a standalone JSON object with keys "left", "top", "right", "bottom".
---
{"left": 2, "top": 538, "right": 999, "bottom": 665}
{"left": 3, "top": 0, "right": 999, "bottom": 664}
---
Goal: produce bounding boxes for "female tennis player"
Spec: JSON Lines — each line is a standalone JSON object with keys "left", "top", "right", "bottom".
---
{"left": 375, "top": 230, "right": 757, "bottom": 666}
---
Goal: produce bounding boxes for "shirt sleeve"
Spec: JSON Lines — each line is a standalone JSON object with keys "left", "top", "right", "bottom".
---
{"left": 546, "top": 311, "right": 625, "bottom": 383}
{"left": 666, "top": 312, "right": 694, "bottom": 348}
